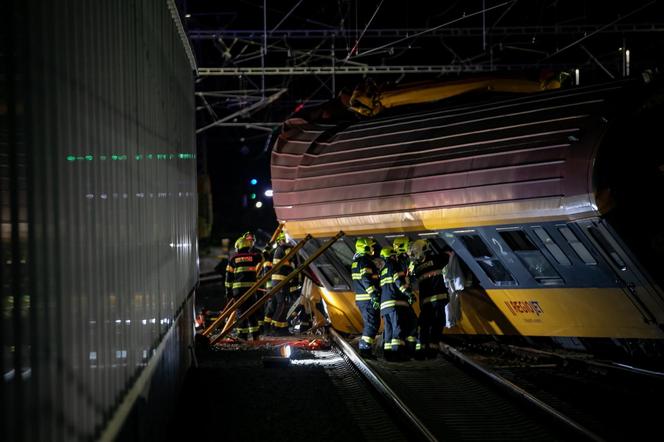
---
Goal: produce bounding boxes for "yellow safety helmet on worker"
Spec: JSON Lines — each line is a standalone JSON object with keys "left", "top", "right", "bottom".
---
{"left": 392, "top": 237, "right": 410, "bottom": 254}
{"left": 355, "top": 237, "right": 376, "bottom": 255}
{"left": 235, "top": 231, "right": 255, "bottom": 251}
{"left": 380, "top": 246, "right": 396, "bottom": 259}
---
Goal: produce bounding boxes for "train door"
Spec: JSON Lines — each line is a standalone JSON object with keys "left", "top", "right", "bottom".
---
{"left": 577, "top": 219, "right": 664, "bottom": 327}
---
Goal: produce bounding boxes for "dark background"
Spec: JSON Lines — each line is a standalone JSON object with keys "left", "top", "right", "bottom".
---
{"left": 182, "top": 0, "right": 664, "bottom": 244}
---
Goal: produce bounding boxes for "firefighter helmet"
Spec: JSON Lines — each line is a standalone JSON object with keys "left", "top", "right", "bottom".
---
{"left": 355, "top": 237, "right": 376, "bottom": 255}
{"left": 392, "top": 237, "right": 410, "bottom": 254}
{"left": 235, "top": 236, "right": 252, "bottom": 251}
{"left": 380, "top": 247, "right": 396, "bottom": 259}
{"left": 242, "top": 231, "right": 255, "bottom": 245}
{"left": 408, "top": 239, "right": 430, "bottom": 261}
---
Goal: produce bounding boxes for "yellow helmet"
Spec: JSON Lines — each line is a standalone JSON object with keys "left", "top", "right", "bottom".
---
{"left": 242, "top": 231, "right": 256, "bottom": 246}
{"left": 235, "top": 236, "right": 252, "bottom": 251}
{"left": 392, "top": 237, "right": 410, "bottom": 254}
{"left": 355, "top": 237, "right": 376, "bottom": 255}
{"left": 380, "top": 247, "right": 396, "bottom": 259}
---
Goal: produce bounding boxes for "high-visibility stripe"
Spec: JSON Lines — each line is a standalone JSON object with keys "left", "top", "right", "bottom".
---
{"left": 232, "top": 281, "right": 255, "bottom": 289}
{"left": 380, "top": 300, "right": 409, "bottom": 310}
{"left": 361, "top": 267, "right": 373, "bottom": 275}
{"left": 272, "top": 274, "right": 287, "bottom": 281}
{"left": 361, "top": 336, "right": 375, "bottom": 344}
{"left": 273, "top": 259, "right": 291, "bottom": 265}
{"left": 289, "top": 286, "right": 300, "bottom": 293}
{"left": 407, "top": 336, "right": 418, "bottom": 343}
{"left": 248, "top": 325, "right": 261, "bottom": 333}
{"left": 391, "top": 338, "right": 405, "bottom": 346}
{"left": 366, "top": 286, "right": 376, "bottom": 294}
{"left": 263, "top": 317, "right": 273, "bottom": 325}
{"left": 384, "top": 342, "right": 393, "bottom": 350}
{"left": 273, "top": 320, "right": 289, "bottom": 328}
{"left": 399, "top": 286, "right": 409, "bottom": 292}
{"left": 355, "top": 294, "right": 371, "bottom": 301}
{"left": 380, "top": 277, "right": 394, "bottom": 285}
{"left": 352, "top": 274, "right": 362, "bottom": 280}
{"left": 235, "top": 266, "right": 257, "bottom": 273}
{"left": 422, "top": 293, "right": 448, "bottom": 304}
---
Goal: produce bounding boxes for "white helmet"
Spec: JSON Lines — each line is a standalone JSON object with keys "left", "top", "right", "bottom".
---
{"left": 408, "top": 239, "right": 430, "bottom": 262}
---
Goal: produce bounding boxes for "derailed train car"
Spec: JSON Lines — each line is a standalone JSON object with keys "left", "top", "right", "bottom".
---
{"left": 271, "top": 75, "right": 664, "bottom": 362}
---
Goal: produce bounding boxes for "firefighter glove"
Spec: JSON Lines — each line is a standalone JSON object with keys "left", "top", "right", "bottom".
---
{"left": 371, "top": 297, "right": 380, "bottom": 310}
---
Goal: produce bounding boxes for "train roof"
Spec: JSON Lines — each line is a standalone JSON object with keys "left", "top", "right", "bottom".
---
{"left": 270, "top": 78, "right": 646, "bottom": 238}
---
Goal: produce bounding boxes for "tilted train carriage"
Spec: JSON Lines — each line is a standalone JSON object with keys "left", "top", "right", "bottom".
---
{"left": 270, "top": 76, "right": 664, "bottom": 362}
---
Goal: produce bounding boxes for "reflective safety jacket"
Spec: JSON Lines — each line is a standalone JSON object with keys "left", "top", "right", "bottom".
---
{"left": 351, "top": 253, "right": 380, "bottom": 302}
{"left": 379, "top": 256, "right": 411, "bottom": 310}
{"left": 256, "top": 252, "right": 274, "bottom": 291}
{"left": 410, "top": 251, "right": 449, "bottom": 304}
{"left": 225, "top": 247, "right": 263, "bottom": 297}
{"left": 396, "top": 253, "right": 412, "bottom": 288}
{"left": 271, "top": 244, "right": 299, "bottom": 294}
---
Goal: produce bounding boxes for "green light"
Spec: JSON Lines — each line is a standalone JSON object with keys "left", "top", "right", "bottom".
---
{"left": 250, "top": 193, "right": 256, "bottom": 199}
{"left": 66, "top": 151, "right": 195, "bottom": 162}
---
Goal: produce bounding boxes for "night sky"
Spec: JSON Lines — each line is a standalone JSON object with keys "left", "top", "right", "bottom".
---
{"left": 202, "top": 127, "right": 277, "bottom": 243}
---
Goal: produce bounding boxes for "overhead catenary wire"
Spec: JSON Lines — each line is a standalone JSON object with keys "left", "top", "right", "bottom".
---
{"left": 348, "top": 1, "right": 512, "bottom": 60}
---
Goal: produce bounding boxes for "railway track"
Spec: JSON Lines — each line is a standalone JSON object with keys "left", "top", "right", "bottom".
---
{"left": 331, "top": 329, "right": 602, "bottom": 441}
{"left": 176, "top": 329, "right": 663, "bottom": 441}
{"left": 447, "top": 340, "right": 664, "bottom": 442}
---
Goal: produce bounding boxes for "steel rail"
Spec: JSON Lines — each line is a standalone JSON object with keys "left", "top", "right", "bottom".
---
{"left": 330, "top": 328, "right": 438, "bottom": 442}
{"left": 440, "top": 343, "right": 604, "bottom": 442}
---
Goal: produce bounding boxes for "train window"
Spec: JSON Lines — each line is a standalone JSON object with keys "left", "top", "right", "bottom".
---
{"left": 302, "top": 239, "right": 351, "bottom": 291}
{"left": 532, "top": 227, "right": 571, "bottom": 266}
{"left": 558, "top": 226, "right": 597, "bottom": 265}
{"left": 330, "top": 238, "right": 355, "bottom": 267}
{"left": 587, "top": 226, "right": 627, "bottom": 271}
{"left": 499, "top": 230, "right": 563, "bottom": 285}
{"left": 459, "top": 235, "right": 515, "bottom": 285}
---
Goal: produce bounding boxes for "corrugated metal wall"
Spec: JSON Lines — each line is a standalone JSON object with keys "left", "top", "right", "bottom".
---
{"left": 1, "top": 1, "right": 197, "bottom": 440}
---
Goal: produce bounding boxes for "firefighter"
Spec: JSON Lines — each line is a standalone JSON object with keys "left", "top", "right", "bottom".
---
{"left": 259, "top": 245, "right": 275, "bottom": 333}
{"left": 352, "top": 237, "right": 381, "bottom": 357}
{"left": 392, "top": 236, "right": 419, "bottom": 356}
{"left": 408, "top": 239, "right": 449, "bottom": 358}
{"left": 225, "top": 233, "right": 263, "bottom": 340}
{"left": 379, "top": 247, "right": 415, "bottom": 361}
{"left": 270, "top": 232, "right": 298, "bottom": 336}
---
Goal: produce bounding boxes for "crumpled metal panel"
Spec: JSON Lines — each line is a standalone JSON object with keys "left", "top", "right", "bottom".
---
{"left": 1, "top": 1, "right": 197, "bottom": 440}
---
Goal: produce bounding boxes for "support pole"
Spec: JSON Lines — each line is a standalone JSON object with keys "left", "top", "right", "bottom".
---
{"left": 212, "top": 231, "right": 345, "bottom": 344}
{"left": 201, "top": 234, "right": 312, "bottom": 336}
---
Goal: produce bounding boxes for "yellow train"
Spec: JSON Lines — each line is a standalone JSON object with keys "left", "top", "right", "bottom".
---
{"left": 270, "top": 76, "right": 664, "bottom": 361}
